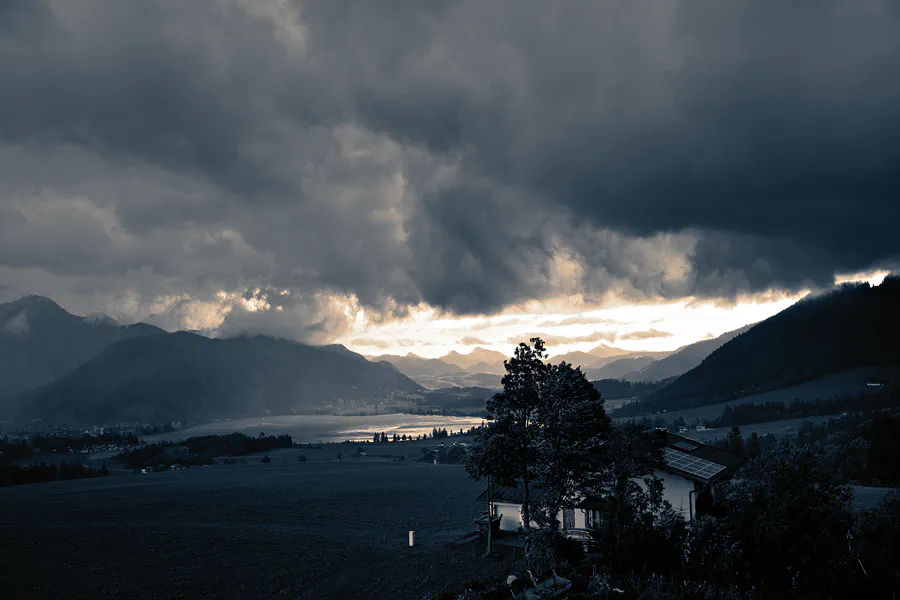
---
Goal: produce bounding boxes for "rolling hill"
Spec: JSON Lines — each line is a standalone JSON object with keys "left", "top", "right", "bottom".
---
{"left": 0, "top": 295, "right": 164, "bottom": 397}
{"left": 14, "top": 333, "right": 424, "bottom": 425}
{"left": 640, "top": 278, "right": 900, "bottom": 412}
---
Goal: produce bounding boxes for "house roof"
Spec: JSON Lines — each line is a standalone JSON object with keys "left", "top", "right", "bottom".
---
{"left": 658, "top": 431, "right": 743, "bottom": 484}
{"left": 476, "top": 483, "right": 549, "bottom": 505}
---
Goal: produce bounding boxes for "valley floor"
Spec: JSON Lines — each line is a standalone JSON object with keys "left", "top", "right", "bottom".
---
{"left": 0, "top": 449, "right": 510, "bottom": 599}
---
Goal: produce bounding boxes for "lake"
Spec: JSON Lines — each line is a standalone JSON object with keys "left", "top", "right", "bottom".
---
{"left": 144, "top": 413, "right": 488, "bottom": 444}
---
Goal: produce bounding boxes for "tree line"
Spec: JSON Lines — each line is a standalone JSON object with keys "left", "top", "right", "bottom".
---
{"left": 369, "top": 426, "right": 480, "bottom": 444}
{"left": 117, "top": 433, "right": 294, "bottom": 469}
{"left": 709, "top": 410, "right": 900, "bottom": 487}
{"left": 710, "top": 385, "right": 899, "bottom": 428}
{"left": 0, "top": 432, "right": 139, "bottom": 460}
{"left": 1, "top": 460, "right": 108, "bottom": 487}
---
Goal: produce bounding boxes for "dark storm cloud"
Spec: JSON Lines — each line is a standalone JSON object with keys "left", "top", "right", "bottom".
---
{"left": 1, "top": 0, "right": 898, "bottom": 334}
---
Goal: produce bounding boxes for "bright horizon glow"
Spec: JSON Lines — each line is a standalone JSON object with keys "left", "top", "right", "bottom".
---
{"left": 339, "top": 270, "right": 894, "bottom": 359}
{"left": 89, "top": 269, "right": 890, "bottom": 361}
{"left": 835, "top": 269, "right": 890, "bottom": 287}
{"left": 339, "top": 290, "right": 808, "bottom": 360}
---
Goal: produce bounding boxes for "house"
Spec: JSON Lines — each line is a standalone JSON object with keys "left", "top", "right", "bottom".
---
{"left": 578, "top": 432, "right": 744, "bottom": 524}
{"left": 476, "top": 431, "right": 743, "bottom": 531}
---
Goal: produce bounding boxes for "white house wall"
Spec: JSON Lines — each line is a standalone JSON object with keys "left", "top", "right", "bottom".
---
{"left": 574, "top": 509, "right": 587, "bottom": 529}
{"left": 493, "top": 470, "right": 701, "bottom": 533}
{"left": 576, "top": 470, "right": 700, "bottom": 529}
{"left": 493, "top": 502, "right": 524, "bottom": 532}
{"left": 491, "top": 502, "right": 565, "bottom": 532}
{"left": 655, "top": 469, "right": 697, "bottom": 518}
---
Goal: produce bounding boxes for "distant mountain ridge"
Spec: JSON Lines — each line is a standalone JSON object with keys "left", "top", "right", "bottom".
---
{"left": 364, "top": 353, "right": 464, "bottom": 377}
{"left": 367, "top": 347, "right": 509, "bottom": 381}
{"left": 372, "top": 342, "right": 685, "bottom": 386}
{"left": 622, "top": 325, "right": 755, "bottom": 382}
{"left": 0, "top": 295, "right": 164, "bottom": 397}
{"left": 441, "top": 347, "right": 507, "bottom": 371}
{"left": 642, "top": 278, "right": 900, "bottom": 412}
{"left": 14, "top": 333, "right": 424, "bottom": 425}
{"left": 583, "top": 352, "right": 671, "bottom": 380}
{"left": 552, "top": 344, "right": 632, "bottom": 368}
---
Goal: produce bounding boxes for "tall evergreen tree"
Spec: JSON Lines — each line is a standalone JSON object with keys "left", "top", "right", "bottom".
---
{"left": 466, "top": 338, "right": 550, "bottom": 531}
{"left": 532, "top": 361, "right": 612, "bottom": 529}
{"left": 727, "top": 425, "right": 744, "bottom": 457}
{"left": 747, "top": 432, "right": 761, "bottom": 458}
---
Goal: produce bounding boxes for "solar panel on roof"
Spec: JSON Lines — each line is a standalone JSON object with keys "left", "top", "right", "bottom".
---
{"left": 672, "top": 440, "right": 699, "bottom": 452}
{"left": 663, "top": 448, "right": 726, "bottom": 480}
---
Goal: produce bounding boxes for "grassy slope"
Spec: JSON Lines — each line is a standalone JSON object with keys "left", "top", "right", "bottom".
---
{"left": 615, "top": 366, "right": 892, "bottom": 425}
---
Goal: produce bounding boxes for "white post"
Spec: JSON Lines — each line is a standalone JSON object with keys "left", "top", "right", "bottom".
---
{"left": 408, "top": 530, "right": 415, "bottom": 547}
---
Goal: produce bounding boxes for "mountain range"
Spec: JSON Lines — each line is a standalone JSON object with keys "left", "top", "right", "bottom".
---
{"left": 618, "top": 325, "right": 755, "bottom": 382}
{"left": 0, "top": 296, "right": 423, "bottom": 425}
{"left": 368, "top": 340, "right": 714, "bottom": 389}
{"left": 366, "top": 347, "right": 510, "bottom": 379}
{"left": 441, "top": 348, "right": 508, "bottom": 372}
{"left": 3, "top": 276, "right": 897, "bottom": 427}
{"left": 551, "top": 344, "right": 634, "bottom": 368}
{"left": 13, "top": 333, "right": 423, "bottom": 425}
{"left": 364, "top": 353, "right": 466, "bottom": 378}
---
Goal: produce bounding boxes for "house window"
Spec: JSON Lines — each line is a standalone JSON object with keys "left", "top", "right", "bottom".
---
{"left": 695, "top": 488, "right": 714, "bottom": 517}
{"left": 587, "top": 510, "right": 607, "bottom": 528}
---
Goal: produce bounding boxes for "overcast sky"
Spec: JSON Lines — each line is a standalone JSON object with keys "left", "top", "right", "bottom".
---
{"left": 1, "top": 1, "right": 898, "bottom": 357}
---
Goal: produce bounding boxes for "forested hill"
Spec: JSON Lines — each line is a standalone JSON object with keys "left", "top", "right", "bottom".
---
{"left": 14, "top": 333, "right": 424, "bottom": 425}
{"left": 591, "top": 378, "right": 673, "bottom": 400}
{"left": 640, "top": 277, "right": 900, "bottom": 412}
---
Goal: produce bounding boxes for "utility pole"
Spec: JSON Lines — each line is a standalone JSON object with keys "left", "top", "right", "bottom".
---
{"left": 485, "top": 475, "right": 493, "bottom": 556}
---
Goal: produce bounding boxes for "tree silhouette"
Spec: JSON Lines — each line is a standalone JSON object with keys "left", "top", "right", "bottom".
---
{"left": 466, "top": 338, "right": 550, "bottom": 531}
{"left": 532, "top": 361, "right": 612, "bottom": 529}
{"left": 727, "top": 426, "right": 744, "bottom": 457}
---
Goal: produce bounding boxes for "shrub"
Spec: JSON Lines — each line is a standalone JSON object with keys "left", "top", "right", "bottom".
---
{"left": 297, "top": 455, "right": 307, "bottom": 462}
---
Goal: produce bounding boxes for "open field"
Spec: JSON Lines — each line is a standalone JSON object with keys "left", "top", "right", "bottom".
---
{"left": 676, "top": 414, "right": 846, "bottom": 442}
{"left": 0, "top": 449, "right": 509, "bottom": 599}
